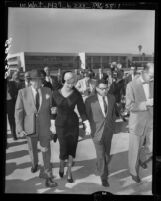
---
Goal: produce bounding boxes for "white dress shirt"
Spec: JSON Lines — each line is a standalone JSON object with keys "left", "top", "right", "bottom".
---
{"left": 31, "top": 86, "right": 42, "bottom": 111}
{"left": 46, "top": 76, "right": 53, "bottom": 84}
{"left": 140, "top": 76, "right": 150, "bottom": 100}
{"left": 97, "top": 94, "right": 108, "bottom": 117}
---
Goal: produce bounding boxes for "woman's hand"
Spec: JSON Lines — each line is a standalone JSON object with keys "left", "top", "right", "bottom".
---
{"left": 83, "top": 120, "right": 91, "bottom": 135}
{"left": 50, "top": 120, "right": 56, "bottom": 134}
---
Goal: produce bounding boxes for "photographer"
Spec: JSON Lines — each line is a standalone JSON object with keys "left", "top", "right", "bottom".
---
{"left": 109, "top": 69, "right": 127, "bottom": 122}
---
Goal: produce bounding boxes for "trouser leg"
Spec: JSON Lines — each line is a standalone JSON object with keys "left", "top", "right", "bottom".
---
{"left": 26, "top": 136, "right": 38, "bottom": 168}
{"left": 40, "top": 139, "right": 52, "bottom": 178}
{"left": 7, "top": 100, "right": 16, "bottom": 139}
{"left": 101, "top": 133, "right": 113, "bottom": 179}
{"left": 93, "top": 140, "right": 106, "bottom": 177}
{"left": 140, "top": 127, "right": 153, "bottom": 163}
{"left": 128, "top": 133, "right": 145, "bottom": 176}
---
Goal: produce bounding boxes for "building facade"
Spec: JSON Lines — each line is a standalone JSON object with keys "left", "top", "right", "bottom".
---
{"left": 7, "top": 52, "right": 154, "bottom": 73}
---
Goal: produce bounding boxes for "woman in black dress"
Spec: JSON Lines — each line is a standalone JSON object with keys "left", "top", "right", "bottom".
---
{"left": 52, "top": 71, "right": 91, "bottom": 183}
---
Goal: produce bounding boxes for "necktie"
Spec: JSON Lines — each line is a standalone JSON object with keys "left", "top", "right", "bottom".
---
{"left": 35, "top": 89, "right": 39, "bottom": 111}
{"left": 103, "top": 96, "right": 107, "bottom": 115}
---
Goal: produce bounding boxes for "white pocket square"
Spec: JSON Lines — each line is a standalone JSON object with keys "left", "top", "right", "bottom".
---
{"left": 46, "top": 94, "right": 50, "bottom": 99}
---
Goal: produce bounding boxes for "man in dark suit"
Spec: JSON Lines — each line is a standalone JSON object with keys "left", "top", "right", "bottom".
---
{"left": 109, "top": 69, "right": 126, "bottom": 121}
{"left": 7, "top": 71, "right": 24, "bottom": 140}
{"left": 15, "top": 69, "right": 58, "bottom": 188}
{"left": 126, "top": 63, "right": 154, "bottom": 183}
{"left": 40, "top": 70, "right": 53, "bottom": 90}
{"left": 85, "top": 79, "right": 116, "bottom": 187}
{"left": 44, "top": 66, "right": 61, "bottom": 90}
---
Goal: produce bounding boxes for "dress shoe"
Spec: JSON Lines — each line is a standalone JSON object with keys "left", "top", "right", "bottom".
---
{"left": 67, "top": 176, "right": 74, "bottom": 183}
{"left": 59, "top": 170, "right": 64, "bottom": 178}
{"left": 13, "top": 136, "right": 17, "bottom": 141}
{"left": 66, "top": 171, "right": 74, "bottom": 183}
{"left": 45, "top": 178, "right": 58, "bottom": 188}
{"left": 101, "top": 179, "right": 110, "bottom": 187}
{"left": 139, "top": 161, "right": 148, "bottom": 169}
{"left": 122, "top": 117, "right": 127, "bottom": 122}
{"left": 31, "top": 164, "right": 38, "bottom": 173}
{"left": 130, "top": 174, "right": 141, "bottom": 183}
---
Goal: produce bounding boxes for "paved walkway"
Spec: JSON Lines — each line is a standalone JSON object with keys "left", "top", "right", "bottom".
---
{"left": 5, "top": 119, "right": 152, "bottom": 194}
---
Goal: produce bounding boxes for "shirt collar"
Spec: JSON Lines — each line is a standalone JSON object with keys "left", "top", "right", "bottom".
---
{"left": 97, "top": 93, "right": 107, "bottom": 100}
{"left": 31, "top": 86, "right": 41, "bottom": 93}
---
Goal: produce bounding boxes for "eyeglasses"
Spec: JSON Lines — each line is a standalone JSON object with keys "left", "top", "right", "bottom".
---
{"left": 98, "top": 87, "right": 109, "bottom": 90}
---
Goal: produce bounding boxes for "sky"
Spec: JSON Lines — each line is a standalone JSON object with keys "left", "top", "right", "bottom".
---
{"left": 8, "top": 8, "right": 155, "bottom": 55}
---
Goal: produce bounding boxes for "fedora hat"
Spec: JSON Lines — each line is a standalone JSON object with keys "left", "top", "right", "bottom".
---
{"left": 29, "top": 69, "right": 42, "bottom": 79}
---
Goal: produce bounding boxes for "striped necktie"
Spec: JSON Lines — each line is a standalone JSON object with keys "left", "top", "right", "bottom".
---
{"left": 103, "top": 96, "right": 107, "bottom": 115}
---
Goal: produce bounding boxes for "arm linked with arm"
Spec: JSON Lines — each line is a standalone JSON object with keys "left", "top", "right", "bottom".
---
{"left": 77, "top": 92, "right": 87, "bottom": 122}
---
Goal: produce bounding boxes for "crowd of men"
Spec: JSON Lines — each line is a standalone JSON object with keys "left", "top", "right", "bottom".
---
{"left": 6, "top": 63, "right": 154, "bottom": 188}
{"left": 6, "top": 64, "right": 136, "bottom": 141}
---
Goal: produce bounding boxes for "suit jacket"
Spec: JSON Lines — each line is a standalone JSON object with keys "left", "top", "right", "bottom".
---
{"left": 15, "top": 86, "right": 52, "bottom": 140}
{"left": 85, "top": 94, "right": 116, "bottom": 142}
{"left": 46, "top": 75, "right": 61, "bottom": 91}
{"left": 42, "top": 80, "right": 53, "bottom": 90}
{"left": 109, "top": 79, "right": 126, "bottom": 103}
{"left": 125, "top": 73, "right": 140, "bottom": 85}
{"left": 126, "top": 76, "right": 153, "bottom": 136}
{"left": 7, "top": 80, "right": 24, "bottom": 103}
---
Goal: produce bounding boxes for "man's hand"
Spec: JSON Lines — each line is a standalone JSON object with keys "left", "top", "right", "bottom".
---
{"left": 51, "top": 107, "right": 57, "bottom": 115}
{"left": 50, "top": 120, "right": 56, "bottom": 134}
{"left": 146, "top": 98, "right": 153, "bottom": 107}
{"left": 19, "top": 131, "right": 27, "bottom": 137}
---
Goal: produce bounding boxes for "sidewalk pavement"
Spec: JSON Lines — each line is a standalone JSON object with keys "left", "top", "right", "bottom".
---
{"left": 5, "top": 119, "right": 152, "bottom": 194}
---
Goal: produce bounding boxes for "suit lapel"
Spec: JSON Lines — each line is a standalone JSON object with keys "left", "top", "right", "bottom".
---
{"left": 105, "top": 94, "right": 110, "bottom": 118}
{"left": 95, "top": 95, "right": 105, "bottom": 119}
{"left": 135, "top": 78, "right": 147, "bottom": 101}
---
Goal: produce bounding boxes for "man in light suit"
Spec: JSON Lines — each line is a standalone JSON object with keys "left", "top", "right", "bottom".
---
{"left": 126, "top": 63, "right": 154, "bottom": 183}
{"left": 85, "top": 79, "right": 116, "bottom": 187}
{"left": 15, "top": 69, "right": 58, "bottom": 188}
{"left": 125, "top": 66, "right": 139, "bottom": 85}
{"left": 75, "top": 71, "right": 96, "bottom": 100}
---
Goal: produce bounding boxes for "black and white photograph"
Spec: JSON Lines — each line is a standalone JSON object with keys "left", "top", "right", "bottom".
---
{"left": 3, "top": 1, "right": 158, "bottom": 196}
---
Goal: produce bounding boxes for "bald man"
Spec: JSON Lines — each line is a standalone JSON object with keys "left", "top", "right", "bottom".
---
{"left": 126, "top": 63, "right": 154, "bottom": 183}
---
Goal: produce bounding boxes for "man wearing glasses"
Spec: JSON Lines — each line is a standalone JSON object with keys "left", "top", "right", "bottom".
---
{"left": 85, "top": 79, "right": 116, "bottom": 187}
